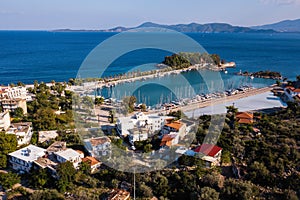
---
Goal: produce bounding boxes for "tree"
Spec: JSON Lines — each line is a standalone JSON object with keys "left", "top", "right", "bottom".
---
{"left": 29, "top": 189, "right": 64, "bottom": 200}
{"left": 82, "top": 96, "right": 94, "bottom": 109}
{"left": 200, "top": 187, "right": 219, "bottom": 200}
{"left": 0, "top": 172, "right": 20, "bottom": 191}
{"left": 29, "top": 168, "right": 50, "bottom": 189}
{"left": 11, "top": 107, "right": 24, "bottom": 118}
{"left": 33, "top": 108, "right": 57, "bottom": 130}
{"left": 123, "top": 96, "right": 136, "bottom": 113}
{"left": 95, "top": 97, "right": 104, "bottom": 105}
{"left": 0, "top": 132, "right": 17, "bottom": 168}
{"left": 56, "top": 161, "right": 76, "bottom": 192}
{"left": 140, "top": 103, "right": 147, "bottom": 112}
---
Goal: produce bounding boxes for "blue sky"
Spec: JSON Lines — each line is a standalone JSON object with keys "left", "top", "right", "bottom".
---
{"left": 0, "top": 0, "right": 299, "bottom": 30}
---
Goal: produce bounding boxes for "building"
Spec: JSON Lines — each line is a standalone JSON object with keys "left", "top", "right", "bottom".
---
{"left": 236, "top": 112, "right": 254, "bottom": 124}
{"left": 193, "top": 144, "right": 222, "bottom": 168}
{"left": 284, "top": 86, "right": 300, "bottom": 101}
{"left": 33, "top": 157, "right": 58, "bottom": 178}
{"left": 128, "top": 127, "right": 149, "bottom": 144}
{"left": 106, "top": 189, "right": 130, "bottom": 200}
{"left": 82, "top": 156, "right": 101, "bottom": 173}
{"left": 0, "top": 110, "right": 10, "bottom": 131}
{"left": 84, "top": 136, "right": 111, "bottom": 157}
{"left": 46, "top": 141, "right": 67, "bottom": 155}
{"left": 38, "top": 130, "right": 59, "bottom": 143}
{"left": 160, "top": 133, "right": 179, "bottom": 147}
{"left": 0, "top": 86, "right": 26, "bottom": 99}
{"left": 116, "top": 112, "right": 172, "bottom": 137}
{"left": 54, "top": 148, "right": 84, "bottom": 169}
{"left": 0, "top": 86, "right": 28, "bottom": 114}
{"left": 162, "top": 120, "right": 187, "bottom": 139}
{"left": 6, "top": 122, "right": 33, "bottom": 146}
{"left": 0, "top": 98, "right": 27, "bottom": 115}
{"left": 9, "top": 145, "right": 46, "bottom": 173}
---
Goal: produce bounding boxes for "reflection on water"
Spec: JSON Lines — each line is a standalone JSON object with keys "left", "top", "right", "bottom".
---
{"left": 96, "top": 70, "right": 275, "bottom": 106}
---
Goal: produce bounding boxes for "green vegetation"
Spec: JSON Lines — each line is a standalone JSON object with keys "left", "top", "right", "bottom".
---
{"left": 0, "top": 132, "right": 17, "bottom": 168}
{"left": 242, "top": 70, "right": 282, "bottom": 79}
{"left": 0, "top": 172, "right": 20, "bottom": 191}
{"left": 162, "top": 52, "right": 222, "bottom": 69}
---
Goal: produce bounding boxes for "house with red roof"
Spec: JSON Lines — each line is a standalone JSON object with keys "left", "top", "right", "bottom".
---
{"left": 236, "top": 112, "right": 254, "bottom": 124}
{"left": 193, "top": 144, "right": 222, "bottom": 168}
{"left": 82, "top": 156, "right": 101, "bottom": 173}
{"left": 160, "top": 133, "right": 179, "bottom": 147}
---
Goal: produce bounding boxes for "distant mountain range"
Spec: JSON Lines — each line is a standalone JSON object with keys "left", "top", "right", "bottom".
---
{"left": 99, "top": 22, "right": 276, "bottom": 33}
{"left": 252, "top": 19, "right": 300, "bottom": 33}
{"left": 54, "top": 19, "right": 300, "bottom": 33}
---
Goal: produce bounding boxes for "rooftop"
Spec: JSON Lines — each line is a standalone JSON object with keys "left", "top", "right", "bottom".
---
{"left": 164, "top": 121, "right": 183, "bottom": 131}
{"left": 82, "top": 156, "right": 100, "bottom": 166}
{"left": 55, "top": 148, "right": 82, "bottom": 160}
{"left": 34, "top": 157, "right": 58, "bottom": 169}
{"left": 46, "top": 141, "right": 67, "bottom": 153}
{"left": 38, "top": 130, "right": 58, "bottom": 143}
{"left": 160, "top": 133, "right": 177, "bottom": 147}
{"left": 88, "top": 136, "right": 111, "bottom": 147}
{"left": 108, "top": 189, "right": 130, "bottom": 200}
{"left": 236, "top": 112, "right": 254, "bottom": 119}
{"left": 7, "top": 122, "right": 32, "bottom": 134}
{"left": 193, "top": 144, "right": 222, "bottom": 157}
{"left": 9, "top": 144, "right": 46, "bottom": 162}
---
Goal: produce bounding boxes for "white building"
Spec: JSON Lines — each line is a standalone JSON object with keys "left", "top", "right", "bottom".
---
{"left": 284, "top": 86, "right": 300, "bottom": 102}
{"left": 0, "top": 86, "right": 26, "bottom": 99}
{"left": 84, "top": 136, "right": 111, "bottom": 157}
{"left": 38, "top": 130, "right": 59, "bottom": 143}
{"left": 9, "top": 145, "right": 46, "bottom": 173}
{"left": 0, "top": 110, "right": 10, "bottom": 131}
{"left": 0, "top": 86, "right": 28, "bottom": 114}
{"left": 128, "top": 127, "right": 149, "bottom": 144}
{"left": 82, "top": 156, "right": 101, "bottom": 174}
{"left": 6, "top": 122, "right": 33, "bottom": 146}
{"left": 193, "top": 144, "right": 223, "bottom": 168}
{"left": 116, "top": 112, "right": 172, "bottom": 137}
{"left": 54, "top": 148, "right": 84, "bottom": 169}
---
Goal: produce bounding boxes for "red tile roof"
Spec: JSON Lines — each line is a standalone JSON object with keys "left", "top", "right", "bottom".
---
{"left": 292, "top": 88, "right": 300, "bottom": 93}
{"left": 236, "top": 112, "right": 253, "bottom": 119}
{"left": 160, "top": 134, "right": 177, "bottom": 147}
{"left": 164, "top": 121, "right": 183, "bottom": 131}
{"left": 194, "top": 144, "right": 222, "bottom": 157}
{"left": 82, "top": 156, "right": 100, "bottom": 166}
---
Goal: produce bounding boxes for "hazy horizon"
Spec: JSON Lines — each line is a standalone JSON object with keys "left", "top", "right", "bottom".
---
{"left": 1, "top": 0, "right": 300, "bottom": 30}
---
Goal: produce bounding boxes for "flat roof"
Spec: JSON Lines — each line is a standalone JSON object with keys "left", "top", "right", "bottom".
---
{"left": 9, "top": 144, "right": 46, "bottom": 162}
{"left": 55, "top": 148, "right": 81, "bottom": 160}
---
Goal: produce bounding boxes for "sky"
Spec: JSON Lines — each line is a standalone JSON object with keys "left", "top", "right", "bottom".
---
{"left": 0, "top": 0, "right": 299, "bottom": 30}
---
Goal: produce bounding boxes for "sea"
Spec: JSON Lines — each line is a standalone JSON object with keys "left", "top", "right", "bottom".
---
{"left": 1, "top": 31, "right": 300, "bottom": 104}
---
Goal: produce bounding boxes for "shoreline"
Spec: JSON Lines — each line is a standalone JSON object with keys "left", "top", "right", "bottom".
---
{"left": 144, "top": 85, "right": 278, "bottom": 115}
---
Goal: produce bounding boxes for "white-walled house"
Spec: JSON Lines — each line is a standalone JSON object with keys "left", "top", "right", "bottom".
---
{"left": 0, "top": 86, "right": 28, "bottom": 114}
{"left": 193, "top": 144, "right": 222, "bottom": 168}
{"left": 6, "top": 122, "right": 33, "bottom": 146}
{"left": 82, "top": 156, "right": 101, "bottom": 174}
{"left": 116, "top": 112, "right": 173, "bottom": 137}
{"left": 9, "top": 145, "right": 46, "bottom": 173}
{"left": 0, "top": 110, "right": 10, "bottom": 131}
{"left": 54, "top": 148, "right": 84, "bottom": 169}
{"left": 84, "top": 136, "right": 111, "bottom": 157}
{"left": 128, "top": 127, "right": 149, "bottom": 144}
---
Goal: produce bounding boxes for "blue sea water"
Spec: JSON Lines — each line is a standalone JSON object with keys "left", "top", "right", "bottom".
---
{"left": 0, "top": 31, "right": 300, "bottom": 86}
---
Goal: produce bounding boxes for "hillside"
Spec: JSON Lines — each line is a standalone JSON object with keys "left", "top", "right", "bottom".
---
{"left": 100, "top": 22, "right": 276, "bottom": 33}
{"left": 252, "top": 19, "right": 300, "bottom": 33}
